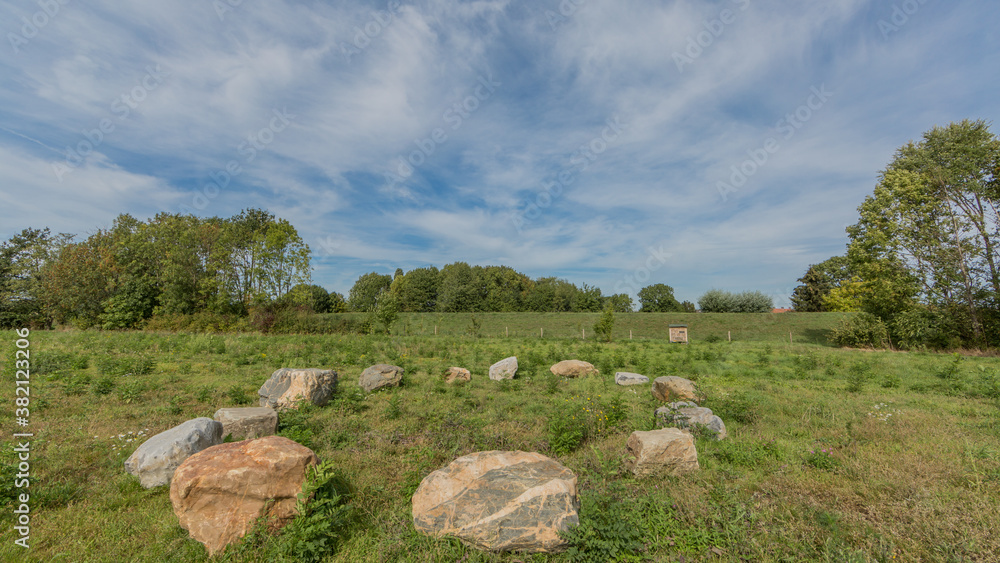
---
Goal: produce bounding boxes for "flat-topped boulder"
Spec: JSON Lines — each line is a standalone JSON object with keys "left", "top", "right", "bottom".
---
{"left": 550, "top": 360, "right": 598, "bottom": 378}
{"left": 359, "top": 364, "right": 404, "bottom": 392}
{"left": 443, "top": 367, "right": 471, "bottom": 383}
{"left": 258, "top": 368, "right": 338, "bottom": 410}
{"left": 655, "top": 402, "right": 727, "bottom": 440}
{"left": 489, "top": 357, "right": 518, "bottom": 380}
{"left": 213, "top": 407, "right": 278, "bottom": 440}
{"left": 651, "top": 376, "right": 699, "bottom": 402}
{"left": 624, "top": 428, "right": 699, "bottom": 477}
{"left": 615, "top": 372, "right": 649, "bottom": 386}
{"left": 412, "top": 451, "right": 578, "bottom": 553}
{"left": 170, "top": 436, "right": 319, "bottom": 556}
{"left": 124, "top": 418, "right": 223, "bottom": 488}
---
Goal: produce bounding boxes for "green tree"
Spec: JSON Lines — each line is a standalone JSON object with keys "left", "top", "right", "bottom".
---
{"left": 637, "top": 283, "right": 682, "bottom": 312}
{"left": 348, "top": 272, "right": 393, "bottom": 312}
{"left": 436, "top": 262, "right": 482, "bottom": 312}
{"left": 573, "top": 283, "right": 604, "bottom": 312}
{"left": 389, "top": 266, "right": 440, "bottom": 312}
{"left": 791, "top": 256, "right": 851, "bottom": 312}
{"left": 606, "top": 293, "right": 635, "bottom": 312}
{"left": 0, "top": 228, "right": 71, "bottom": 328}
{"left": 593, "top": 305, "right": 615, "bottom": 342}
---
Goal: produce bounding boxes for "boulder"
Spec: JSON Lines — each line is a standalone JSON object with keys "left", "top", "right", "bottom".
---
{"left": 615, "top": 372, "right": 649, "bottom": 386}
{"left": 550, "top": 360, "right": 598, "bottom": 378}
{"left": 412, "top": 451, "right": 578, "bottom": 553}
{"left": 489, "top": 356, "right": 518, "bottom": 380}
{"left": 213, "top": 407, "right": 278, "bottom": 440}
{"left": 258, "top": 368, "right": 338, "bottom": 410}
{"left": 359, "top": 364, "right": 404, "bottom": 392}
{"left": 651, "top": 376, "right": 699, "bottom": 402}
{"left": 655, "top": 402, "right": 727, "bottom": 440}
{"left": 443, "top": 367, "right": 472, "bottom": 383}
{"left": 124, "top": 418, "right": 224, "bottom": 488}
{"left": 624, "top": 428, "right": 699, "bottom": 477}
{"left": 170, "top": 436, "right": 319, "bottom": 556}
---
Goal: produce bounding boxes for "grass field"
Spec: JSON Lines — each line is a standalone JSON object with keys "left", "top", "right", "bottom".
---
{"left": 331, "top": 311, "right": 852, "bottom": 344}
{"left": 1, "top": 316, "right": 999, "bottom": 562}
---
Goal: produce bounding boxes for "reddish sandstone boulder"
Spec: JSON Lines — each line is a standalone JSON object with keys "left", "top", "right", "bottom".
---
{"left": 169, "top": 436, "right": 319, "bottom": 556}
{"left": 443, "top": 367, "right": 472, "bottom": 383}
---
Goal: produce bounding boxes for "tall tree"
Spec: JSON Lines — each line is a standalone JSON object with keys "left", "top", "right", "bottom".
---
{"left": 348, "top": 272, "right": 392, "bottom": 312}
{"left": 638, "top": 283, "right": 682, "bottom": 312}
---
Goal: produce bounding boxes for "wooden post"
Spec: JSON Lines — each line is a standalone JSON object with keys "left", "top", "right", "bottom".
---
{"left": 434, "top": 325, "right": 437, "bottom": 335}
{"left": 582, "top": 328, "right": 585, "bottom": 339}
{"left": 789, "top": 331, "right": 793, "bottom": 344}
{"left": 728, "top": 331, "right": 731, "bottom": 342}
{"left": 540, "top": 328, "right": 543, "bottom": 338}
{"left": 629, "top": 329, "right": 633, "bottom": 340}
{"left": 505, "top": 326, "right": 509, "bottom": 337}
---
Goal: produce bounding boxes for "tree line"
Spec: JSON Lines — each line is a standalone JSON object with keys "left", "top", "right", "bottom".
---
{"left": 0, "top": 209, "right": 311, "bottom": 329}
{"left": 791, "top": 119, "right": 1000, "bottom": 349}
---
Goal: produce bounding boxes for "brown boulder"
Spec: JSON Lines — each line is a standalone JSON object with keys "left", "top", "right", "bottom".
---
{"left": 169, "top": 436, "right": 319, "bottom": 556}
{"left": 412, "top": 451, "right": 579, "bottom": 553}
{"left": 258, "top": 368, "right": 338, "bottom": 410}
{"left": 443, "top": 367, "right": 471, "bottom": 383}
{"left": 651, "top": 376, "right": 699, "bottom": 402}
{"left": 549, "top": 360, "right": 599, "bottom": 378}
{"left": 624, "top": 428, "right": 699, "bottom": 477}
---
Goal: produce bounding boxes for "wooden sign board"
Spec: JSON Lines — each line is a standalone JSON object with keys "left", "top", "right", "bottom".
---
{"left": 668, "top": 324, "right": 688, "bottom": 344}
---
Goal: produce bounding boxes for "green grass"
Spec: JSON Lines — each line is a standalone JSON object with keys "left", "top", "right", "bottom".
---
{"left": 1, "top": 324, "right": 998, "bottom": 562}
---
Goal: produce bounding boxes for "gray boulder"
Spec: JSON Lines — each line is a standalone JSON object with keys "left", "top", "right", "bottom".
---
{"left": 489, "top": 356, "right": 518, "bottom": 380}
{"left": 655, "top": 401, "right": 727, "bottom": 440}
{"left": 258, "top": 368, "right": 338, "bottom": 410}
{"left": 124, "top": 418, "right": 224, "bottom": 488}
{"left": 359, "top": 364, "right": 404, "bottom": 393}
{"left": 214, "top": 407, "right": 278, "bottom": 441}
{"left": 615, "top": 372, "right": 649, "bottom": 386}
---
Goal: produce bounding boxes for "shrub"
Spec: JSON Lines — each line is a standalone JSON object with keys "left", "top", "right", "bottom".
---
{"left": 830, "top": 313, "right": 890, "bottom": 349}
{"left": 92, "top": 376, "right": 116, "bottom": 396}
{"left": 707, "top": 391, "right": 762, "bottom": 425}
{"left": 698, "top": 289, "right": 773, "bottom": 313}
{"left": 548, "top": 408, "right": 585, "bottom": 456}
{"left": 117, "top": 380, "right": 147, "bottom": 404}
{"left": 892, "top": 308, "right": 955, "bottom": 350}
{"left": 846, "top": 361, "right": 874, "bottom": 393}
{"left": 561, "top": 486, "right": 645, "bottom": 563}
{"left": 272, "top": 461, "right": 354, "bottom": 562}
{"left": 226, "top": 385, "right": 254, "bottom": 406}
{"left": 592, "top": 307, "right": 614, "bottom": 342}
{"left": 96, "top": 355, "right": 155, "bottom": 377}
{"left": 698, "top": 289, "right": 735, "bottom": 313}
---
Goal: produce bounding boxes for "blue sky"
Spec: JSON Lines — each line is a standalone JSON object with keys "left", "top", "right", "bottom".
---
{"left": 1, "top": 0, "right": 998, "bottom": 307}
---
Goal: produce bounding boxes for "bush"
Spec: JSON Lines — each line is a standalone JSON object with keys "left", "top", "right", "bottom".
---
{"left": 892, "top": 308, "right": 955, "bottom": 350}
{"left": 698, "top": 289, "right": 773, "bottom": 313}
{"left": 592, "top": 307, "right": 615, "bottom": 342}
{"left": 548, "top": 408, "right": 585, "bottom": 456}
{"left": 561, "top": 486, "right": 645, "bottom": 563}
{"left": 698, "top": 289, "right": 735, "bottom": 313}
{"left": 830, "top": 313, "right": 890, "bottom": 348}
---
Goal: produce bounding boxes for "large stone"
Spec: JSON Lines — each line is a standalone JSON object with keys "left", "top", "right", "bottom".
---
{"left": 124, "top": 418, "right": 224, "bottom": 488}
{"left": 258, "top": 368, "right": 338, "bottom": 410}
{"left": 624, "top": 428, "right": 699, "bottom": 477}
{"left": 615, "top": 372, "right": 649, "bottom": 386}
{"left": 651, "top": 376, "right": 699, "bottom": 402}
{"left": 550, "top": 360, "right": 598, "bottom": 378}
{"left": 655, "top": 402, "right": 727, "bottom": 440}
{"left": 489, "top": 356, "right": 518, "bottom": 380}
{"left": 170, "top": 436, "right": 319, "bottom": 556}
{"left": 443, "top": 367, "right": 472, "bottom": 384}
{"left": 213, "top": 407, "right": 278, "bottom": 440}
{"left": 359, "top": 364, "right": 404, "bottom": 392}
{"left": 412, "top": 451, "right": 579, "bottom": 553}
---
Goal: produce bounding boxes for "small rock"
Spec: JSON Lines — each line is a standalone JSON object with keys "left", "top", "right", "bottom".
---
{"left": 359, "top": 364, "right": 404, "bottom": 392}
{"left": 655, "top": 402, "right": 727, "bottom": 440}
{"left": 624, "top": 428, "right": 699, "bottom": 477}
{"left": 170, "top": 436, "right": 319, "bottom": 556}
{"left": 124, "top": 418, "right": 224, "bottom": 488}
{"left": 258, "top": 368, "right": 338, "bottom": 410}
{"left": 412, "top": 450, "right": 578, "bottom": 553}
{"left": 651, "top": 376, "right": 699, "bottom": 402}
{"left": 550, "top": 360, "right": 599, "bottom": 378}
{"left": 443, "top": 367, "right": 471, "bottom": 383}
{"left": 489, "top": 356, "right": 518, "bottom": 380}
{"left": 214, "top": 407, "right": 278, "bottom": 441}
{"left": 615, "top": 372, "right": 649, "bottom": 386}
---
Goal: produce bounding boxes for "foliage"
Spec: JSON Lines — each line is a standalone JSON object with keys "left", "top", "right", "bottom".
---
{"left": 804, "top": 448, "right": 839, "bottom": 470}
{"left": 347, "top": 272, "right": 393, "bottom": 312}
{"left": 830, "top": 312, "right": 890, "bottom": 349}
{"left": 892, "top": 306, "right": 957, "bottom": 350}
{"left": 548, "top": 406, "right": 586, "bottom": 456}
{"left": 637, "top": 283, "right": 683, "bottom": 312}
{"left": 606, "top": 293, "right": 635, "bottom": 312}
{"left": 272, "top": 461, "right": 355, "bottom": 562}
{"left": 699, "top": 289, "right": 773, "bottom": 313}
{"left": 592, "top": 306, "right": 615, "bottom": 342}
{"left": 561, "top": 485, "right": 646, "bottom": 563}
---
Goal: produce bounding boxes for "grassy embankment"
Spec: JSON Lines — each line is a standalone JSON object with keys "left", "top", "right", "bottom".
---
{"left": 0, "top": 314, "right": 998, "bottom": 562}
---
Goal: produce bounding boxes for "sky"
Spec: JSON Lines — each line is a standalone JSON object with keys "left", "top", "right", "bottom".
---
{"left": 1, "top": 0, "right": 998, "bottom": 307}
